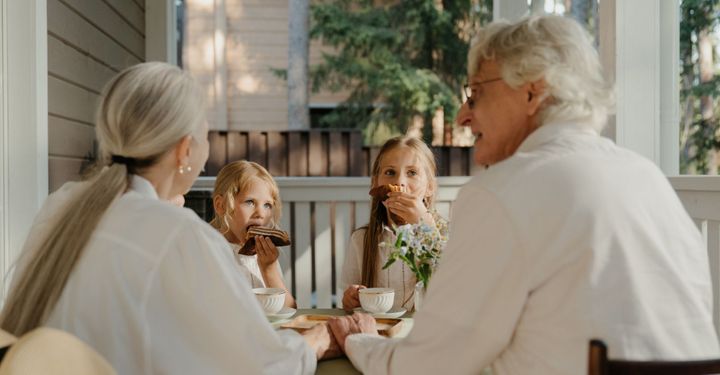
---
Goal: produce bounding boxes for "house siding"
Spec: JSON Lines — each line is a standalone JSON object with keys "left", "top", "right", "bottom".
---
{"left": 184, "top": 0, "right": 347, "bottom": 132}
{"left": 47, "top": 0, "right": 145, "bottom": 191}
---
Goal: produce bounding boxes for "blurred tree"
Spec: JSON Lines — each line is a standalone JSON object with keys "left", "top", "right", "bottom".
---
{"left": 680, "top": 0, "right": 720, "bottom": 174}
{"left": 567, "top": 0, "right": 597, "bottom": 46}
{"left": 308, "top": 0, "right": 492, "bottom": 145}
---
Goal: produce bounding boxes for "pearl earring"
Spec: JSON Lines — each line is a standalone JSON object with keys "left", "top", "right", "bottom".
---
{"left": 178, "top": 165, "right": 192, "bottom": 174}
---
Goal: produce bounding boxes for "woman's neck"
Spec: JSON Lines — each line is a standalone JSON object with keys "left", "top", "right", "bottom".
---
{"left": 137, "top": 166, "right": 175, "bottom": 200}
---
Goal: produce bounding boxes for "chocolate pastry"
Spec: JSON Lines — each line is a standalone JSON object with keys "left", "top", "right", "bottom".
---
{"left": 239, "top": 226, "right": 291, "bottom": 254}
{"left": 368, "top": 184, "right": 403, "bottom": 200}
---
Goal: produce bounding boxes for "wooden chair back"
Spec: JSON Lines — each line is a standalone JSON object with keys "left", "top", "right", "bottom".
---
{"left": 589, "top": 339, "right": 720, "bottom": 375}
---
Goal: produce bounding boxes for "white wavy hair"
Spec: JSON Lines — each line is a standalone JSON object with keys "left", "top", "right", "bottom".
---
{"left": 468, "top": 15, "right": 614, "bottom": 132}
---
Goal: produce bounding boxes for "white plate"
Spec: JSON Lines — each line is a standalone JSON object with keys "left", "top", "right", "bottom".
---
{"left": 267, "top": 307, "right": 296, "bottom": 321}
{"left": 353, "top": 307, "right": 407, "bottom": 319}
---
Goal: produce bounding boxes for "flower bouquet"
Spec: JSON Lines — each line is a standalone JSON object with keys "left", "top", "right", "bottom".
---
{"left": 381, "top": 221, "right": 447, "bottom": 309}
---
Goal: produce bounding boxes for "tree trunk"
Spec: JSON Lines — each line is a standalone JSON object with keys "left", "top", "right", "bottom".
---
{"left": 288, "top": 0, "right": 310, "bottom": 130}
{"left": 698, "top": 29, "right": 716, "bottom": 173}
{"left": 407, "top": 115, "right": 424, "bottom": 139}
{"left": 431, "top": 107, "right": 444, "bottom": 146}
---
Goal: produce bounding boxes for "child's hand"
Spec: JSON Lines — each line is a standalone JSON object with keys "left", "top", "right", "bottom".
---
{"left": 384, "top": 191, "right": 431, "bottom": 225}
{"left": 255, "top": 236, "right": 280, "bottom": 270}
{"left": 342, "top": 285, "right": 366, "bottom": 312}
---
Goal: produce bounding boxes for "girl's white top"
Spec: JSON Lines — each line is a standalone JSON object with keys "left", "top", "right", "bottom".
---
{"left": 229, "top": 243, "right": 266, "bottom": 288}
{"left": 10, "top": 175, "right": 315, "bottom": 374}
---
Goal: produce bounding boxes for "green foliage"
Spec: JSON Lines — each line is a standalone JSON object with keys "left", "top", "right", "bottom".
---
{"left": 680, "top": 0, "right": 720, "bottom": 173}
{"left": 309, "top": 0, "right": 491, "bottom": 145}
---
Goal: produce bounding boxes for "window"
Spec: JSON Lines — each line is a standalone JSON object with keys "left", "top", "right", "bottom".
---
{"left": 679, "top": 0, "right": 720, "bottom": 174}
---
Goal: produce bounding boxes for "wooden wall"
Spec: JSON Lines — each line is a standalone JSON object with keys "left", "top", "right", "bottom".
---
{"left": 47, "top": 0, "right": 145, "bottom": 191}
{"left": 184, "top": 0, "right": 349, "bottom": 132}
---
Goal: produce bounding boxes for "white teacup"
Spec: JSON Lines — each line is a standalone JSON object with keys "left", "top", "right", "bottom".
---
{"left": 253, "top": 288, "right": 286, "bottom": 314}
{"left": 359, "top": 288, "right": 394, "bottom": 314}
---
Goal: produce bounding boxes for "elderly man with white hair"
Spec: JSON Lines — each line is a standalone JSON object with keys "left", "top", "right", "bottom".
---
{"left": 327, "top": 15, "right": 720, "bottom": 374}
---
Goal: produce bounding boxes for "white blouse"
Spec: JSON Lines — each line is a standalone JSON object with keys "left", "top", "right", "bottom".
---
{"left": 10, "top": 176, "right": 315, "bottom": 375}
{"left": 340, "top": 228, "right": 417, "bottom": 310}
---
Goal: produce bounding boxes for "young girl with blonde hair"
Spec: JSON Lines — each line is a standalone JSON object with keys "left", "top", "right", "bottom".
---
{"left": 211, "top": 160, "right": 296, "bottom": 308}
{"left": 340, "top": 136, "right": 448, "bottom": 312}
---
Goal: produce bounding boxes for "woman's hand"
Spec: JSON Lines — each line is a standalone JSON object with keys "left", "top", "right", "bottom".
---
{"left": 327, "top": 313, "right": 379, "bottom": 353}
{"left": 342, "top": 285, "right": 366, "bottom": 312}
{"left": 255, "top": 236, "right": 280, "bottom": 270}
{"left": 384, "top": 191, "right": 433, "bottom": 225}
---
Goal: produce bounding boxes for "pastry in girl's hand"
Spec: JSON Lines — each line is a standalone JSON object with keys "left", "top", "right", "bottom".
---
{"left": 368, "top": 184, "right": 403, "bottom": 200}
{"left": 239, "top": 226, "right": 291, "bottom": 254}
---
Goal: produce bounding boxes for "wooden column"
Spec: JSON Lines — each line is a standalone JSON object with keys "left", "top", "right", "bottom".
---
{"left": 493, "top": 0, "right": 527, "bottom": 21}
{"left": 659, "top": 0, "right": 679, "bottom": 175}
{"left": 213, "top": 0, "right": 228, "bottom": 131}
{"left": 599, "top": 0, "right": 677, "bottom": 173}
{"left": 146, "top": 0, "right": 177, "bottom": 63}
{"left": 288, "top": 0, "right": 310, "bottom": 129}
{"left": 2, "top": 0, "right": 48, "bottom": 301}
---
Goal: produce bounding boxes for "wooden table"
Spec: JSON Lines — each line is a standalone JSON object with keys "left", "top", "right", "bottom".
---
{"left": 272, "top": 308, "right": 414, "bottom": 375}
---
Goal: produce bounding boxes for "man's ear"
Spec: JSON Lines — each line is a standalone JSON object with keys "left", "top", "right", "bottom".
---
{"left": 175, "top": 135, "right": 193, "bottom": 168}
{"left": 213, "top": 195, "right": 225, "bottom": 216}
{"left": 526, "top": 79, "right": 548, "bottom": 116}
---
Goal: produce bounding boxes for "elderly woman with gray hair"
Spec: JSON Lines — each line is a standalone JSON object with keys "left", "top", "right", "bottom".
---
{"left": 327, "top": 15, "right": 720, "bottom": 374}
{"left": 1, "top": 62, "right": 339, "bottom": 374}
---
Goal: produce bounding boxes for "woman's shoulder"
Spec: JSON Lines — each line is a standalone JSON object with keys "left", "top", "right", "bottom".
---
{"left": 165, "top": 206, "right": 225, "bottom": 241}
{"left": 114, "top": 195, "right": 228, "bottom": 250}
{"left": 43, "top": 181, "right": 89, "bottom": 214}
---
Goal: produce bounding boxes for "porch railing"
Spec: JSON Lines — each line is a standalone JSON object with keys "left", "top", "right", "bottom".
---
{"left": 191, "top": 176, "right": 469, "bottom": 308}
{"left": 669, "top": 176, "right": 720, "bottom": 338}
{"left": 191, "top": 176, "right": 720, "bottom": 333}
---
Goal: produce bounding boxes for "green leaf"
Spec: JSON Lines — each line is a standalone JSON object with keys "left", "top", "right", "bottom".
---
{"left": 382, "top": 257, "right": 397, "bottom": 269}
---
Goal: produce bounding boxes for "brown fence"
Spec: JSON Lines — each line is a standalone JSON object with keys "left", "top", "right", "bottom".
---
{"left": 205, "top": 129, "right": 474, "bottom": 177}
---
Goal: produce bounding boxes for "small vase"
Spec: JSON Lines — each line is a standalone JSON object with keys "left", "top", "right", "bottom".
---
{"left": 414, "top": 281, "right": 426, "bottom": 311}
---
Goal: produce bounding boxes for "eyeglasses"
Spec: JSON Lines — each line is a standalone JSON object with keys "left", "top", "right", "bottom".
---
{"left": 463, "top": 77, "right": 504, "bottom": 100}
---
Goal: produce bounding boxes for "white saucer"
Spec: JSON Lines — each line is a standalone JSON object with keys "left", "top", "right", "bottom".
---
{"left": 266, "top": 307, "right": 296, "bottom": 321}
{"left": 353, "top": 307, "right": 407, "bottom": 319}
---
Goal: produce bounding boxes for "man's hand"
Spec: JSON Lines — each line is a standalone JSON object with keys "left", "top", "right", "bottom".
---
{"left": 327, "top": 313, "right": 379, "bottom": 353}
{"left": 300, "top": 323, "right": 343, "bottom": 360}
